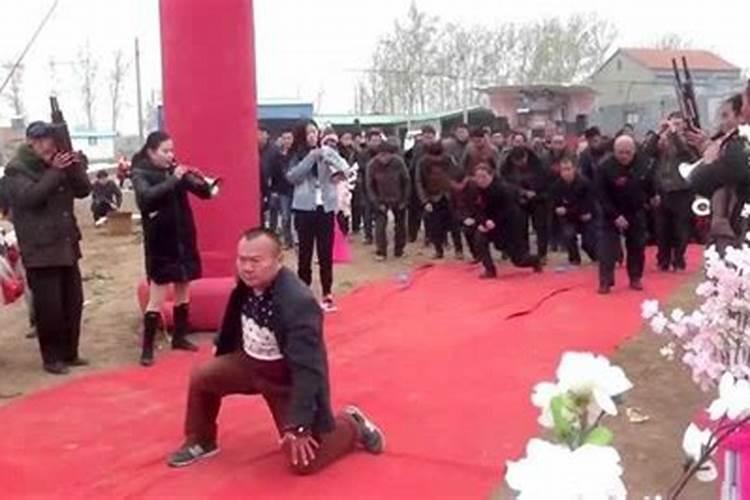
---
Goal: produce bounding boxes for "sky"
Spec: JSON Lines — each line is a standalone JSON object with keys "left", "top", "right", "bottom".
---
{"left": 0, "top": 0, "right": 748, "bottom": 134}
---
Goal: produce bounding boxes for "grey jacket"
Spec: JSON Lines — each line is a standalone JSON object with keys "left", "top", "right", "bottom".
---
{"left": 4, "top": 144, "right": 91, "bottom": 268}
{"left": 286, "top": 146, "right": 349, "bottom": 213}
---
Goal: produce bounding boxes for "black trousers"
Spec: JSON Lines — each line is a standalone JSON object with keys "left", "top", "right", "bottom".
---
{"left": 470, "top": 220, "right": 540, "bottom": 274}
{"left": 295, "top": 208, "right": 335, "bottom": 296}
{"left": 655, "top": 190, "right": 693, "bottom": 269}
{"left": 25, "top": 265, "right": 83, "bottom": 365}
{"left": 374, "top": 204, "right": 407, "bottom": 257}
{"left": 520, "top": 201, "right": 550, "bottom": 259}
{"left": 91, "top": 201, "right": 114, "bottom": 221}
{"left": 424, "top": 198, "right": 455, "bottom": 254}
{"left": 407, "top": 200, "right": 424, "bottom": 243}
{"left": 351, "top": 189, "right": 364, "bottom": 233}
{"left": 598, "top": 213, "right": 647, "bottom": 287}
{"left": 560, "top": 217, "right": 597, "bottom": 264}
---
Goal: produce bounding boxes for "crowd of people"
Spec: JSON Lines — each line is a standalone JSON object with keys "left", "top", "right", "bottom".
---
{"left": 257, "top": 89, "right": 749, "bottom": 300}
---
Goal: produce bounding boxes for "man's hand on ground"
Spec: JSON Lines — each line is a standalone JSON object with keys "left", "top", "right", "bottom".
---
{"left": 280, "top": 432, "right": 319, "bottom": 467}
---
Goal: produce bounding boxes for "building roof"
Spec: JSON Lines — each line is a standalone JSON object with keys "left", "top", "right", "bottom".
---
{"left": 315, "top": 107, "right": 491, "bottom": 127}
{"left": 619, "top": 48, "right": 738, "bottom": 72}
{"left": 476, "top": 84, "right": 596, "bottom": 96}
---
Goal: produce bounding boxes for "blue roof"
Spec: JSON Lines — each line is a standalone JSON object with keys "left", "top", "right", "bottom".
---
{"left": 258, "top": 103, "right": 314, "bottom": 120}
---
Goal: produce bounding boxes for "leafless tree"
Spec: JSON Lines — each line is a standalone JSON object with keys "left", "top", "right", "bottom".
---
{"left": 75, "top": 42, "right": 99, "bottom": 130}
{"left": 108, "top": 49, "right": 130, "bottom": 133}
{"left": 1, "top": 62, "right": 24, "bottom": 117}
{"left": 358, "top": 7, "right": 618, "bottom": 114}
{"left": 652, "top": 33, "right": 693, "bottom": 50}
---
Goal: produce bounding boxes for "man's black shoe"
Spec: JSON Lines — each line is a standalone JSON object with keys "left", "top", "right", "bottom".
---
{"left": 597, "top": 285, "right": 611, "bottom": 295}
{"left": 66, "top": 357, "right": 90, "bottom": 367}
{"left": 479, "top": 270, "right": 497, "bottom": 280}
{"left": 43, "top": 361, "right": 70, "bottom": 375}
{"left": 167, "top": 442, "right": 220, "bottom": 468}
{"left": 629, "top": 280, "right": 644, "bottom": 291}
{"left": 344, "top": 405, "right": 384, "bottom": 454}
{"left": 533, "top": 261, "right": 544, "bottom": 273}
{"left": 658, "top": 264, "right": 670, "bottom": 272}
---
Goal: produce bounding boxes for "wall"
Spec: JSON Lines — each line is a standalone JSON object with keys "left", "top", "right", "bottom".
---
{"left": 71, "top": 135, "right": 116, "bottom": 162}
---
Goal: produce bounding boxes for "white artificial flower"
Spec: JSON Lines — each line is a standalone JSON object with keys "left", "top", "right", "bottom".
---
{"left": 682, "top": 423, "right": 712, "bottom": 462}
{"left": 707, "top": 372, "right": 750, "bottom": 420}
{"left": 659, "top": 343, "right": 676, "bottom": 361}
{"left": 670, "top": 308, "right": 685, "bottom": 323}
{"left": 506, "top": 439, "right": 627, "bottom": 500}
{"left": 555, "top": 352, "right": 633, "bottom": 416}
{"left": 738, "top": 124, "right": 750, "bottom": 142}
{"left": 650, "top": 313, "right": 669, "bottom": 335}
{"left": 682, "top": 424, "right": 719, "bottom": 482}
{"left": 641, "top": 299, "right": 660, "bottom": 319}
{"left": 530, "top": 382, "right": 559, "bottom": 429}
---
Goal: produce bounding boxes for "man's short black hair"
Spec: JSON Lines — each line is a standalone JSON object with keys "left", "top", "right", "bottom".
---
{"left": 470, "top": 126, "right": 485, "bottom": 139}
{"left": 455, "top": 122, "right": 469, "bottom": 131}
{"left": 96, "top": 170, "right": 109, "bottom": 179}
{"left": 584, "top": 126, "right": 601, "bottom": 140}
{"left": 280, "top": 128, "right": 293, "bottom": 135}
{"left": 366, "top": 128, "right": 382, "bottom": 139}
{"left": 241, "top": 227, "right": 282, "bottom": 254}
{"left": 421, "top": 125, "right": 436, "bottom": 135}
{"left": 26, "top": 121, "right": 54, "bottom": 140}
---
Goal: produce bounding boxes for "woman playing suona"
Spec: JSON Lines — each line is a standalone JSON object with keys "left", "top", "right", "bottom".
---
{"left": 131, "top": 131, "right": 214, "bottom": 366}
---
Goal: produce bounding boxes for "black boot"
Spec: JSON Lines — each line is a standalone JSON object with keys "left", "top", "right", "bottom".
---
{"left": 140, "top": 312, "right": 160, "bottom": 367}
{"left": 172, "top": 304, "right": 198, "bottom": 352}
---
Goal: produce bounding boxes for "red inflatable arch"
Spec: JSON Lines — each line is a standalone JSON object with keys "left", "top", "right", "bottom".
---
{"left": 137, "top": 0, "right": 260, "bottom": 330}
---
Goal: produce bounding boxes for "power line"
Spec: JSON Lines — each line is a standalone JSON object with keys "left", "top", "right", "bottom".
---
{"left": 0, "top": 0, "right": 60, "bottom": 95}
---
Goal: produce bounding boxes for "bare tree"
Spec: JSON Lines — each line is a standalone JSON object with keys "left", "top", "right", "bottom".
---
{"left": 1, "top": 62, "right": 24, "bottom": 117}
{"left": 75, "top": 42, "right": 99, "bottom": 130}
{"left": 108, "top": 49, "right": 130, "bottom": 132}
{"left": 358, "top": 8, "right": 617, "bottom": 114}
{"left": 652, "top": 33, "right": 693, "bottom": 50}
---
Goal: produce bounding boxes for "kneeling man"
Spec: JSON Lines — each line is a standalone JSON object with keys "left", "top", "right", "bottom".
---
{"left": 168, "top": 228, "right": 384, "bottom": 473}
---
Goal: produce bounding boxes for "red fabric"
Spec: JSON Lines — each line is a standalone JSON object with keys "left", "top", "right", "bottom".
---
{"left": 0, "top": 247, "right": 700, "bottom": 498}
{"left": 160, "top": 0, "right": 260, "bottom": 278}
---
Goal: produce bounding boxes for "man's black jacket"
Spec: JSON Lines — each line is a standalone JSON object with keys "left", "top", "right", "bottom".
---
{"left": 551, "top": 175, "right": 596, "bottom": 222}
{"left": 215, "top": 267, "right": 335, "bottom": 434}
{"left": 596, "top": 153, "right": 655, "bottom": 222}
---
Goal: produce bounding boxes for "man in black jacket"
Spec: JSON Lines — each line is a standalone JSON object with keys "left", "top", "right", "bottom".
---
{"left": 168, "top": 229, "right": 384, "bottom": 473}
{"left": 649, "top": 113, "right": 698, "bottom": 271}
{"left": 3, "top": 121, "right": 92, "bottom": 374}
{"left": 579, "top": 127, "right": 608, "bottom": 182}
{"left": 267, "top": 129, "right": 295, "bottom": 248}
{"left": 596, "top": 135, "right": 656, "bottom": 294}
{"left": 467, "top": 164, "right": 542, "bottom": 279}
{"left": 366, "top": 142, "right": 411, "bottom": 260}
{"left": 355, "top": 129, "right": 383, "bottom": 245}
{"left": 90, "top": 170, "right": 122, "bottom": 222}
{"left": 500, "top": 146, "right": 552, "bottom": 262}
{"left": 551, "top": 157, "right": 597, "bottom": 265}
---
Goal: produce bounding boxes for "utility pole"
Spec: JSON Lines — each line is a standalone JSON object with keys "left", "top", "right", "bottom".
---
{"left": 135, "top": 37, "right": 144, "bottom": 141}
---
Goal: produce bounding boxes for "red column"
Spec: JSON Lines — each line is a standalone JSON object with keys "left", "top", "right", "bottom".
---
{"left": 159, "top": 0, "right": 259, "bottom": 277}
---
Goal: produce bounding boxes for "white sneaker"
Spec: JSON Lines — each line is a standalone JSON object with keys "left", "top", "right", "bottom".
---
{"left": 320, "top": 295, "right": 338, "bottom": 313}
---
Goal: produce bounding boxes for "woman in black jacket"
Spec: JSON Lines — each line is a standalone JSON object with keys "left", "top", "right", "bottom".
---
{"left": 131, "top": 131, "right": 212, "bottom": 366}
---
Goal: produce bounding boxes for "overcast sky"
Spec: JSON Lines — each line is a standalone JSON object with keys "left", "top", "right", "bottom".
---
{"left": 1, "top": 0, "right": 748, "bottom": 134}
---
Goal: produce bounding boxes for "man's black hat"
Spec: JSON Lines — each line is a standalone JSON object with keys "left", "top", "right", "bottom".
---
{"left": 26, "top": 121, "right": 54, "bottom": 139}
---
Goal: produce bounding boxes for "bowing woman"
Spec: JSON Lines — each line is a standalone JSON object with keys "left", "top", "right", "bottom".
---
{"left": 131, "top": 131, "right": 214, "bottom": 366}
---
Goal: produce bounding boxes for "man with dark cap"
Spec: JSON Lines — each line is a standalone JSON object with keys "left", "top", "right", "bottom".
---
{"left": 407, "top": 125, "right": 437, "bottom": 243}
{"left": 596, "top": 135, "right": 656, "bottom": 294}
{"left": 579, "top": 127, "right": 608, "bottom": 182}
{"left": 3, "top": 121, "right": 92, "bottom": 374}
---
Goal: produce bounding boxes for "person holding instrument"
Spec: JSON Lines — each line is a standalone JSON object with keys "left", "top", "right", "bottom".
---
{"left": 3, "top": 121, "right": 92, "bottom": 374}
{"left": 685, "top": 94, "right": 750, "bottom": 252}
{"left": 131, "top": 131, "right": 214, "bottom": 366}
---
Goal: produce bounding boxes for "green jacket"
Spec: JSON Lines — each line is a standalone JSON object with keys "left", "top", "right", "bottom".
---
{"left": 4, "top": 144, "right": 91, "bottom": 268}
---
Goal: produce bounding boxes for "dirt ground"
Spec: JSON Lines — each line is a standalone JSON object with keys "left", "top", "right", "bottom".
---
{"left": 0, "top": 193, "right": 715, "bottom": 499}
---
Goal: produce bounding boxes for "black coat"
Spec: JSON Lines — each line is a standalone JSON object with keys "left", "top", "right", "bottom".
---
{"left": 500, "top": 148, "right": 551, "bottom": 202}
{"left": 215, "top": 268, "right": 335, "bottom": 434}
{"left": 596, "top": 153, "right": 655, "bottom": 222}
{"left": 3, "top": 144, "right": 91, "bottom": 268}
{"left": 131, "top": 159, "right": 211, "bottom": 284}
{"left": 551, "top": 175, "right": 596, "bottom": 222}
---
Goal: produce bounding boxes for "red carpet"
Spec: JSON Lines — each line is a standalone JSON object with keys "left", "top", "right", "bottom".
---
{"left": 0, "top": 248, "right": 700, "bottom": 499}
